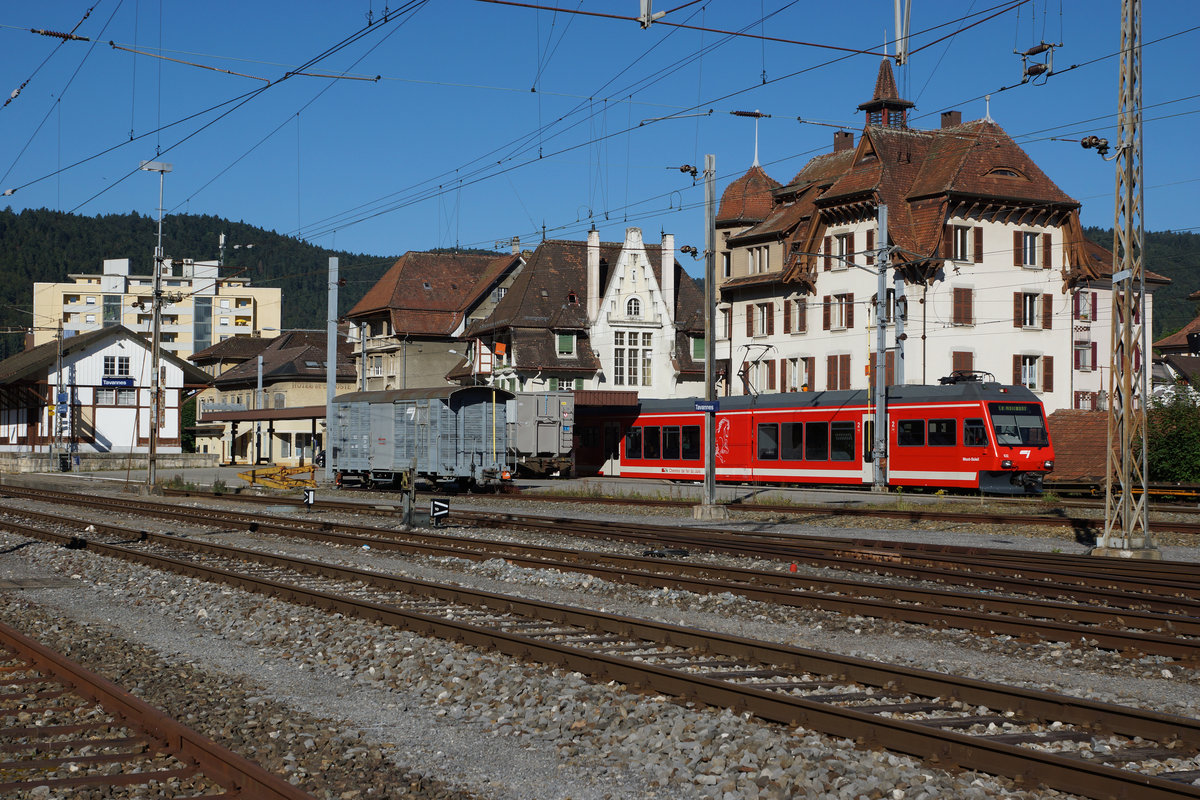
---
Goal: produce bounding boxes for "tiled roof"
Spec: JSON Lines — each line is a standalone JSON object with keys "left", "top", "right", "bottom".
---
{"left": 189, "top": 334, "right": 274, "bottom": 365}
{"left": 0, "top": 325, "right": 210, "bottom": 386}
{"left": 510, "top": 328, "right": 601, "bottom": 373}
{"left": 779, "top": 115, "right": 1091, "bottom": 284}
{"left": 717, "top": 165, "right": 781, "bottom": 225}
{"left": 212, "top": 330, "right": 356, "bottom": 388}
{"left": 859, "top": 58, "right": 914, "bottom": 112}
{"left": 1154, "top": 315, "right": 1200, "bottom": 352}
{"left": 1045, "top": 410, "right": 1108, "bottom": 482}
{"left": 467, "top": 238, "right": 705, "bottom": 337}
{"left": 346, "top": 251, "right": 520, "bottom": 337}
{"left": 1165, "top": 354, "right": 1200, "bottom": 385}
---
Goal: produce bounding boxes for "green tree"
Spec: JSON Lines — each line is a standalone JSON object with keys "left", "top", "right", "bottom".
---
{"left": 1144, "top": 384, "right": 1200, "bottom": 483}
{"left": 181, "top": 394, "right": 197, "bottom": 453}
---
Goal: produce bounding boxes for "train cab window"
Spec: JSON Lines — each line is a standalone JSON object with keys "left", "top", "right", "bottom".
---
{"left": 830, "top": 421, "right": 855, "bottom": 461}
{"left": 805, "top": 421, "right": 829, "bottom": 461}
{"left": 643, "top": 426, "right": 662, "bottom": 459}
{"left": 757, "top": 423, "right": 779, "bottom": 460}
{"left": 988, "top": 402, "right": 1050, "bottom": 447}
{"left": 662, "top": 426, "right": 681, "bottom": 460}
{"left": 897, "top": 420, "right": 925, "bottom": 446}
{"left": 681, "top": 426, "right": 701, "bottom": 460}
{"left": 964, "top": 419, "right": 988, "bottom": 447}
{"left": 625, "top": 427, "right": 643, "bottom": 459}
{"left": 780, "top": 422, "right": 803, "bottom": 460}
{"left": 928, "top": 419, "right": 956, "bottom": 447}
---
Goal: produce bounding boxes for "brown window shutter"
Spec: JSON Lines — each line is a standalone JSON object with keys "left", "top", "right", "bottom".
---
{"left": 1091, "top": 292, "right": 1097, "bottom": 319}
{"left": 1091, "top": 342, "right": 1097, "bottom": 368}
{"left": 767, "top": 360, "right": 776, "bottom": 391}
{"left": 942, "top": 224, "right": 953, "bottom": 259}
{"left": 826, "top": 355, "right": 837, "bottom": 390}
{"left": 782, "top": 300, "right": 792, "bottom": 334}
{"left": 1042, "top": 233, "right": 1052, "bottom": 269}
{"left": 1043, "top": 356, "right": 1054, "bottom": 392}
{"left": 767, "top": 303, "right": 775, "bottom": 335}
{"left": 1013, "top": 354, "right": 1022, "bottom": 385}
{"left": 973, "top": 227, "right": 983, "bottom": 263}
{"left": 822, "top": 296, "right": 831, "bottom": 330}
{"left": 1013, "top": 231, "right": 1022, "bottom": 266}
{"left": 1072, "top": 292, "right": 1080, "bottom": 319}
{"left": 779, "top": 358, "right": 788, "bottom": 391}
{"left": 847, "top": 232, "right": 856, "bottom": 265}
{"left": 1042, "top": 293, "right": 1053, "bottom": 329}
{"left": 1074, "top": 345, "right": 1081, "bottom": 371}
{"left": 839, "top": 354, "right": 851, "bottom": 390}
{"left": 845, "top": 293, "right": 854, "bottom": 328}
{"left": 952, "top": 288, "right": 963, "bottom": 324}
{"left": 966, "top": 288, "right": 974, "bottom": 324}
{"left": 1013, "top": 293, "right": 1022, "bottom": 328}
{"left": 797, "top": 300, "right": 807, "bottom": 332}
{"left": 746, "top": 303, "right": 754, "bottom": 337}
{"left": 866, "top": 229, "right": 875, "bottom": 265}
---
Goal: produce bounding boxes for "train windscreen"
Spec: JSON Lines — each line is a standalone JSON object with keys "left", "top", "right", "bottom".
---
{"left": 987, "top": 402, "right": 1050, "bottom": 448}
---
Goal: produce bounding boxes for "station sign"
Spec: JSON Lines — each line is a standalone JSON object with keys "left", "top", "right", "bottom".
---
{"left": 694, "top": 400, "right": 719, "bottom": 413}
{"left": 102, "top": 377, "right": 134, "bottom": 387}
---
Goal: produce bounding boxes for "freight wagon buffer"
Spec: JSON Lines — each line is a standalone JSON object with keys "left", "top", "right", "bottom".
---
{"left": 329, "top": 387, "right": 513, "bottom": 490}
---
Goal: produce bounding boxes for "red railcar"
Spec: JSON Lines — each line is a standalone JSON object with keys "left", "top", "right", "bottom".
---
{"left": 575, "top": 379, "right": 1054, "bottom": 495}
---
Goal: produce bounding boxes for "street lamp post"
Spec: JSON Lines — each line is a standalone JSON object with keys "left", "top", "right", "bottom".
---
{"left": 139, "top": 160, "right": 172, "bottom": 489}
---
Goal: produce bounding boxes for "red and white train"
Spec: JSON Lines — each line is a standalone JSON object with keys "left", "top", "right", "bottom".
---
{"left": 574, "top": 376, "right": 1054, "bottom": 495}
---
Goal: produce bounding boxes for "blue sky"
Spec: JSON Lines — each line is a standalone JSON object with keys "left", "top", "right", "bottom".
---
{"left": 1, "top": 1, "right": 1196, "bottom": 278}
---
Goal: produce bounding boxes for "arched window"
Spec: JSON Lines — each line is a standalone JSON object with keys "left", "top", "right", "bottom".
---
{"left": 627, "top": 297, "right": 641, "bottom": 317}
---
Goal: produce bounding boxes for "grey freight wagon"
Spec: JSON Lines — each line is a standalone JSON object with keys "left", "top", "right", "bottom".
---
{"left": 329, "top": 386, "right": 513, "bottom": 489}
{"left": 507, "top": 391, "right": 575, "bottom": 476}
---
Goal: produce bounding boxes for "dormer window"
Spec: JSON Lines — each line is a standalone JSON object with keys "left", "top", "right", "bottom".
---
{"left": 987, "top": 167, "right": 1025, "bottom": 179}
{"left": 423, "top": 281, "right": 431, "bottom": 290}
{"left": 567, "top": 291, "right": 578, "bottom": 306}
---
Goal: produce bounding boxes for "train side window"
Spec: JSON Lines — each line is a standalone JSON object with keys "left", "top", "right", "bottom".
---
{"left": 663, "top": 426, "right": 681, "bottom": 460}
{"left": 681, "top": 426, "right": 701, "bottom": 460}
{"left": 780, "top": 422, "right": 803, "bottom": 461}
{"left": 625, "top": 427, "right": 643, "bottom": 459}
{"left": 805, "top": 421, "right": 829, "bottom": 461}
{"left": 964, "top": 419, "right": 988, "bottom": 447}
{"left": 928, "top": 419, "right": 956, "bottom": 447}
{"left": 830, "top": 421, "right": 855, "bottom": 461}
{"left": 643, "top": 426, "right": 662, "bottom": 459}
{"left": 757, "top": 423, "right": 779, "bottom": 460}
{"left": 897, "top": 419, "right": 925, "bottom": 446}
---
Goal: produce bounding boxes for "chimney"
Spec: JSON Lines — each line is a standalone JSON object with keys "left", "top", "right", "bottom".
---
{"left": 510, "top": 236, "right": 520, "bottom": 255}
{"left": 586, "top": 227, "right": 600, "bottom": 324}
{"left": 660, "top": 232, "right": 675, "bottom": 324}
{"left": 941, "top": 110, "right": 962, "bottom": 129}
{"left": 833, "top": 131, "right": 854, "bottom": 152}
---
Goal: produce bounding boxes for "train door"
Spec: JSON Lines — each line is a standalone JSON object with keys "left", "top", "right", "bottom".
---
{"left": 860, "top": 414, "right": 875, "bottom": 484}
{"left": 602, "top": 420, "right": 622, "bottom": 476}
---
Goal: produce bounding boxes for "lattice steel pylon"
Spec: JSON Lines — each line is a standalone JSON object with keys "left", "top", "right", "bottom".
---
{"left": 1098, "top": 0, "right": 1156, "bottom": 557}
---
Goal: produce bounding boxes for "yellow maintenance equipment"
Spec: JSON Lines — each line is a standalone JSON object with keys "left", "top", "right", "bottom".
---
{"left": 238, "top": 464, "right": 316, "bottom": 489}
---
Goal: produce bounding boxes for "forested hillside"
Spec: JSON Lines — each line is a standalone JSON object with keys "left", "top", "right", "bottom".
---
{"left": 0, "top": 207, "right": 399, "bottom": 360}
{"left": 1083, "top": 226, "right": 1200, "bottom": 340}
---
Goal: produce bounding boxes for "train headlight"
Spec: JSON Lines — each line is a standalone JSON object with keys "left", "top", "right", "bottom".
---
{"left": 1043, "top": 460, "right": 1054, "bottom": 471}
{"left": 1001, "top": 459, "right": 1014, "bottom": 469}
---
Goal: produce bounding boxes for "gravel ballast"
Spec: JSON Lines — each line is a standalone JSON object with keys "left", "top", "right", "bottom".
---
{"left": 4, "top": 489, "right": 1198, "bottom": 798}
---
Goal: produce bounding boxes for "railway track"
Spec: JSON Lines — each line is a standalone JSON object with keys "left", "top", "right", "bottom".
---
{"left": 2, "top": 501, "right": 1199, "bottom": 799}
{"left": 3, "top": 485, "right": 1198, "bottom": 661}
{"left": 0, "top": 617, "right": 312, "bottom": 798}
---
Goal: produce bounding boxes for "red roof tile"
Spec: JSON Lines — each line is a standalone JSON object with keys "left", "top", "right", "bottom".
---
{"left": 717, "top": 165, "right": 781, "bottom": 225}
{"left": 346, "top": 251, "right": 520, "bottom": 337}
{"left": 1046, "top": 410, "right": 1108, "bottom": 482}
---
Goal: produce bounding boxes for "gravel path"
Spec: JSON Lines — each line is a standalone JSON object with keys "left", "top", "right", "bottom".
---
{"left": 4, "top": 488, "right": 1198, "bottom": 799}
